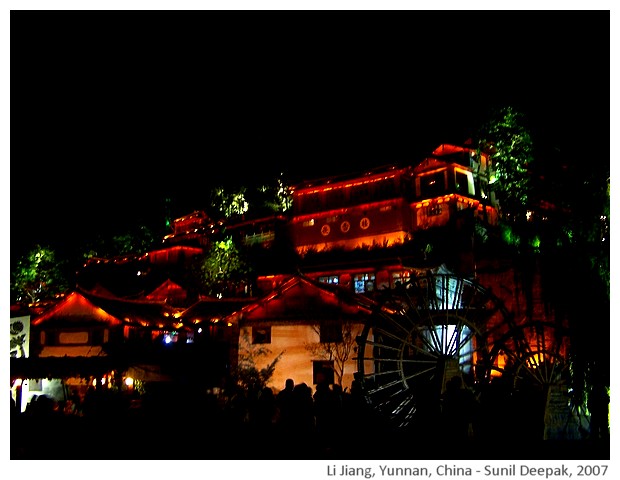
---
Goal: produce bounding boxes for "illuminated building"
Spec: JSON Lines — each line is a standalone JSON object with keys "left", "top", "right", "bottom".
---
{"left": 10, "top": 141, "right": 580, "bottom": 441}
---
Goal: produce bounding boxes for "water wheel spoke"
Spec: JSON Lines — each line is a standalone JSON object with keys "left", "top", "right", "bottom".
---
{"left": 399, "top": 358, "right": 439, "bottom": 365}
{"left": 401, "top": 365, "right": 437, "bottom": 383}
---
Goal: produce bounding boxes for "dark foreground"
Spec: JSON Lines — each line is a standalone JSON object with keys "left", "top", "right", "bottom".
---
{"left": 10, "top": 412, "right": 609, "bottom": 461}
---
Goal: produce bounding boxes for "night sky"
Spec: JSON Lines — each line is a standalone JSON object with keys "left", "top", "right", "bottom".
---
{"left": 9, "top": 10, "right": 611, "bottom": 264}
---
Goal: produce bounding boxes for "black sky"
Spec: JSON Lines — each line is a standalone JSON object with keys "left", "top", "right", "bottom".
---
{"left": 10, "top": 10, "right": 610, "bottom": 263}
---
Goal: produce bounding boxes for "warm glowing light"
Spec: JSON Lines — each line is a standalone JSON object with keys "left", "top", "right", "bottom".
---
{"left": 491, "top": 351, "right": 507, "bottom": 377}
{"left": 13, "top": 378, "right": 23, "bottom": 387}
{"left": 125, "top": 377, "right": 134, "bottom": 386}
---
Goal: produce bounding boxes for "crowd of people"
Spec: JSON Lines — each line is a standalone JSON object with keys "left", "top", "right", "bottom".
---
{"left": 10, "top": 374, "right": 610, "bottom": 460}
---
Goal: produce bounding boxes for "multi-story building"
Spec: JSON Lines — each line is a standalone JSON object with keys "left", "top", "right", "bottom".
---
{"left": 11, "top": 141, "right": 578, "bottom": 440}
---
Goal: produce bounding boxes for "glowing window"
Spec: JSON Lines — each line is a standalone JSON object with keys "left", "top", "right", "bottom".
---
{"left": 428, "top": 204, "right": 442, "bottom": 216}
{"left": 58, "top": 331, "right": 89, "bottom": 344}
{"left": 163, "top": 331, "right": 178, "bottom": 344}
{"left": 318, "top": 275, "right": 339, "bottom": 285}
{"left": 391, "top": 270, "right": 411, "bottom": 288}
{"left": 354, "top": 273, "right": 375, "bottom": 293}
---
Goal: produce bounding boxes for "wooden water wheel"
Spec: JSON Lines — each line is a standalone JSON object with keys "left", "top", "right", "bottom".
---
{"left": 355, "top": 273, "right": 514, "bottom": 430}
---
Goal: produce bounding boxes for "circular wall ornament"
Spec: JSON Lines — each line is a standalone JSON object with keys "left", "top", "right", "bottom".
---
{"left": 340, "top": 221, "right": 351, "bottom": 233}
{"left": 321, "top": 224, "right": 331, "bottom": 236}
{"left": 360, "top": 217, "right": 371, "bottom": 230}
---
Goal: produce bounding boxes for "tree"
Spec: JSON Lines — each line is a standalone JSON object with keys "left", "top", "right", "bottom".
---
{"left": 211, "top": 186, "right": 249, "bottom": 220}
{"left": 476, "top": 106, "right": 535, "bottom": 217}
{"left": 233, "top": 332, "right": 283, "bottom": 392}
{"left": 305, "top": 320, "right": 362, "bottom": 386}
{"left": 210, "top": 175, "right": 293, "bottom": 221}
{"left": 256, "top": 175, "right": 293, "bottom": 214}
{"left": 11, "top": 244, "right": 69, "bottom": 304}
{"left": 195, "top": 236, "right": 251, "bottom": 297}
{"left": 81, "top": 224, "right": 157, "bottom": 259}
{"left": 476, "top": 106, "right": 610, "bottom": 409}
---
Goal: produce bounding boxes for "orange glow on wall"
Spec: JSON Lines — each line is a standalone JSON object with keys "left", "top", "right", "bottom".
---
{"left": 491, "top": 351, "right": 507, "bottom": 377}
{"left": 295, "top": 230, "right": 409, "bottom": 254}
{"left": 290, "top": 198, "right": 402, "bottom": 225}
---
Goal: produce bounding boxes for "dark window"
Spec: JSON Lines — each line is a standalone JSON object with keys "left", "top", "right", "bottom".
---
{"left": 420, "top": 171, "right": 446, "bottom": 198}
{"left": 252, "top": 326, "right": 271, "bottom": 344}
{"left": 91, "top": 328, "right": 104, "bottom": 345}
{"left": 320, "top": 323, "right": 343, "bottom": 343}
{"left": 455, "top": 171, "right": 470, "bottom": 195}
{"left": 313, "top": 360, "right": 335, "bottom": 385}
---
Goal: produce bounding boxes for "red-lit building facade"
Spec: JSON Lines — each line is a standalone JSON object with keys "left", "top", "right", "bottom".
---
{"left": 11, "top": 141, "right": 578, "bottom": 440}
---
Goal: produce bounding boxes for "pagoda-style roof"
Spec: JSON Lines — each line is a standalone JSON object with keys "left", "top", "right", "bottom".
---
{"left": 179, "top": 296, "right": 256, "bottom": 325}
{"left": 292, "top": 163, "right": 410, "bottom": 193}
{"left": 224, "top": 274, "right": 377, "bottom": 325}
{"left": 31, "top": 291, "right": 124, "bottom": 328}
{"left": 145, "top": 279, "right": 187, "bottom": 303}
{"left": 78, "top": 288, "right": 184, "bottom": 330}
{"left": 412, "top": 156, "right": 450, "bottom": 174}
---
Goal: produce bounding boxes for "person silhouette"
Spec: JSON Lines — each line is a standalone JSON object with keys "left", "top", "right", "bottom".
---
{"left": 254, "top": 386, "right": 277, "bottom": 431}
{"left": 441, "top": 375, "right": 476, "bottom": 442}
{"left": 276, "top": 378, "right": 295, "bottom": 433}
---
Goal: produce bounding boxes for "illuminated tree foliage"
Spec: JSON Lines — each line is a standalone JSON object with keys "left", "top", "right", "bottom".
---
{"left": 196, "top": 237, "right": 251, "bottom": 297}
{"left": 212, "top": 186, "right": 249, "bottom": 219}
{"left": 258, "top": 175, "right": 293, "bottom": 214}
{"left": 11, "top": 245, "right": 69, "bottom": 303}
{"left": 476, "top": 106, "right": 610, "bottom": 397}
{"left": 211, "top": 175, "right": 293, "bottom": 221}
{"left": 477, "top": 106, "right": 534, "bottom": 216}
